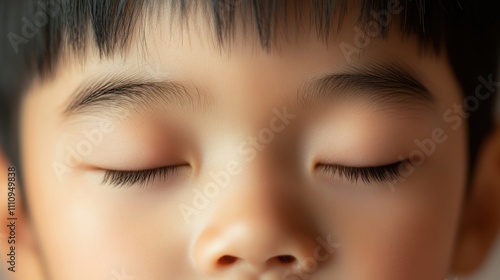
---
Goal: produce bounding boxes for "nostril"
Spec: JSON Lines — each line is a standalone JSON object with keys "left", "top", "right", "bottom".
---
{"left": 276, "top": 255, "right": 296, "bottom": 264}
{"left": 218, "top": 255, "right": 238, "bottom": 265}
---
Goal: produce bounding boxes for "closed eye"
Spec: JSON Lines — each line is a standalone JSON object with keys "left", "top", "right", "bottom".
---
{"left": 316, "top": 160, "right": 407, "bottom": 185}
{"left": 102, "top": 165, "right": 187, "bottom": 187}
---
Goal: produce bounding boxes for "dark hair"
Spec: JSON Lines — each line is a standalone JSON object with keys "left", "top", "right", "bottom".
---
{"left": 0, "top": 0, "right": 499, "bottom": 187}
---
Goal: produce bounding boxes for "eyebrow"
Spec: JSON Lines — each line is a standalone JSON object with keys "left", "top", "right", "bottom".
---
{"left": 63, "top": 74, "right": 208, "bottom": 118}
{"left": 64, "top": 62, "right": 432, "bottom": 119}
{"left": 297, "top": 62, "right": 434, "bottom": 110}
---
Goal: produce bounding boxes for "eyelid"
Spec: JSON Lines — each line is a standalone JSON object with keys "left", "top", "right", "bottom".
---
{"left": 316, "top": 160, "right": 407, "bottom": 185}
{"left": 102, "top": 165, "right": 187, "bottom": 188}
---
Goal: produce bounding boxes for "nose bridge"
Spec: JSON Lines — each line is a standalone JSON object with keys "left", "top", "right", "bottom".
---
{"left": 209, "top": 153, "right": 299, "bottom": 227}
{"left": 191, "top": 149, "right": 320, "bottom": 275}
{"left": 219, "top": 148, "right": 305, "bottom": 230}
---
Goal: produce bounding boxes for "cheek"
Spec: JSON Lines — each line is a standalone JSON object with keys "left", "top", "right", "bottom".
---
{"left": 317, "top": 126, "right": 467, "bottom": 280}
{"left": 340, "top": 203, "right": 457, "bottom": 280}
{"left": 32, "top": 186, "right": 194, "bottom": 279}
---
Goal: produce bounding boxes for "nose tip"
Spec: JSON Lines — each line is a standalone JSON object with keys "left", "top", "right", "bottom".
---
{"left": 193, "top": 221, "right": 318, "bottom": 275}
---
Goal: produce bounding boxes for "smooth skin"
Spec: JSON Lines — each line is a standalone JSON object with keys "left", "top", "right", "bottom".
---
{"left": 1, "top": 5, "right": 500, "bottom": 280}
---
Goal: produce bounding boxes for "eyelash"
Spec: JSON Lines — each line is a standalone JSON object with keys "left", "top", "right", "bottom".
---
{"left": 317, "top": 160, "right": 406, "bottom": 185}
{"left": 102, "top": 166, "right": 181, "bottom": 187}
{"left": 101, "top": 160, "right": 406, "bottom": 188}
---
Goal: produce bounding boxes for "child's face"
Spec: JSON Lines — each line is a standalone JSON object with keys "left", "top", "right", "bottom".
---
{"left": 12, "top": 7, "right": 487, "bottom": 280}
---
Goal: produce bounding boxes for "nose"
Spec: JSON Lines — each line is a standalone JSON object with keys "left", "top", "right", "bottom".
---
{"left": 191, "top": 161, "right": 320, "bottom": 275}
